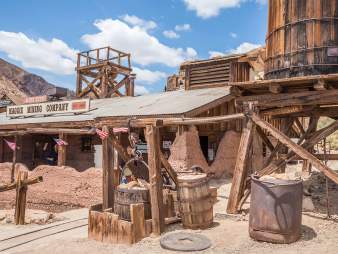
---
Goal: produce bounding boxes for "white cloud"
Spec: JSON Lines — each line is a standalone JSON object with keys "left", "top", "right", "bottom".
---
{"left": 163, "top": 30, "right": 180, "bottom": 39}
{"left": 133, "top": 67, "right": 167, "bottom": 84}
{"left": 81, "top": 19, "right": 198, "bottom": 67}
{"left": 121, "top": 14, "right": 157, "bottom": 31}
{"left": 228, "top": 42, "right": 261, "bottom": 54}
{"left": 175, "top": 24, "right": 191, "bottom": 31}
{"left": 209, "top": 51, "right": 226, "bottom": 58}
{"left": 183, "top": 0, "right": 266, "bottom": 19}
{"left": 230, "top": 32, "right": 238, "bottom": 38}
{"left": 135, "top": 85, "right": 149, "bottom": 95}
{"left": 0, "top": 31, "right": 77, "bottom": 75}
{"left": 209, "top": 42, "right": 261, "bottom": 58}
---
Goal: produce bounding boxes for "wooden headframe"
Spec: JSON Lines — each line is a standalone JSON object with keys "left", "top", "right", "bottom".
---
{"left": 76, "top": 47, "right": 135, "bottom": 98}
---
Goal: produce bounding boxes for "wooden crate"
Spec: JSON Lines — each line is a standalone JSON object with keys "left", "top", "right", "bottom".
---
{"left": 88, "top": 203, "right": 151, "bottom": 245}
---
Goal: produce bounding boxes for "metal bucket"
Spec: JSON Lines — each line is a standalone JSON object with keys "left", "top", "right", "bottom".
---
{"left": 249, "top": 175, "right": 303, "bottom": 244}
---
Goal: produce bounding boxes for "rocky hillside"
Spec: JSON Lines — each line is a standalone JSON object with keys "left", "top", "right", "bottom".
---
{"left": 0, "top": 58, "right": 58, "bottom": 103}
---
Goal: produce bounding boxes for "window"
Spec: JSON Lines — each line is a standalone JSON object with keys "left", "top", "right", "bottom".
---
{"left": 81, "top": 137, "right": 93, "bottom": 152}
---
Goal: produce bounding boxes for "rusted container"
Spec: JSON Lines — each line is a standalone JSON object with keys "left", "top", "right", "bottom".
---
{"left": 114, "top": 185, "right": 151, "bottom": 221}
{"left": 249, "top": 175, "right": 303, "bottom": 244}
{"left": 177, "top": 173, "right": 213, "bottom": 229}
{"left": 265, "top": 0, "right": 338, "bottom": 79}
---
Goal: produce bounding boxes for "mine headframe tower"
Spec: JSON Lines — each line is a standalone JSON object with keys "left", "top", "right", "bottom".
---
{"left": 76, "top": 47, "right": 135, "bottom": 98}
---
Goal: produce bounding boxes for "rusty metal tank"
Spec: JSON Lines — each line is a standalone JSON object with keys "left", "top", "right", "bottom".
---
{"left": 265, "top": 0, "right": 338, "bottom": 79}
{"left": 249, "top": 175, "right": 303, "bottom": 244}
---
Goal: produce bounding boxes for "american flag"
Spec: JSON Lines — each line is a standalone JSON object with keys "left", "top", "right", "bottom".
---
{"left": 4, "top": 139, "right": 16, "bottom": 151}
{"left": 96, "top": 128, "right": 109, "bottom": 140}
{"left": 113, "top": 127, "right": 129, "bottom": 133}
{"left": 53, "top": 138, "right": 69, "bottom": 146}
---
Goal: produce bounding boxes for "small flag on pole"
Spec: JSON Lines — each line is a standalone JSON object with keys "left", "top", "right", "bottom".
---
{"left": 113, "top": 127, "right": 129, "bottom": 133}
{"left": 4, "top": 139, "right": 16, "bottom": 151}
{"left": 96, "top": 128, "right": 109, "bottom": 140}
{"left": 53, "top": 138, "right": 68, "bottom": 146}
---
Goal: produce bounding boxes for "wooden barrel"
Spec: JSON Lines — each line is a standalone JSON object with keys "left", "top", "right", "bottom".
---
{"left": 177, "top": 173, "right": 213, "bottom": 229}
{"left": 114, "top": 185, "right": 151, "bottom": 221}
{"left": 265, "top": 0, "right": 338, "bottom": 79}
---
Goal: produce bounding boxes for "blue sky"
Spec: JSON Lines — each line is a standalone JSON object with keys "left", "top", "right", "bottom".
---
{"left": 0, "top": 0, "right": 267, "bottom": 94}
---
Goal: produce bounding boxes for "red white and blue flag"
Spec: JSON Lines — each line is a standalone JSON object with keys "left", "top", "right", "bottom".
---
{"left": 4, "top": 139, "right": 16, "bottom": 151}
{"left": 95, "top": 128, "right": 109, "bottom": 140}
{"left": 53, "top": 138, "right": 68, "bottom": 146}
{"left": 113, "top": 127, "right": 129, "bottom": 134}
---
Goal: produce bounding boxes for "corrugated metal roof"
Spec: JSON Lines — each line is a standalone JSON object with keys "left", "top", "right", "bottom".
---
{"left": 0, "top": 87, "right": 231, "bottom": 126}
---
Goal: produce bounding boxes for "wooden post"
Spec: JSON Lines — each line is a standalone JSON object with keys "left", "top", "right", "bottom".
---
{"left": 11, "top": 135, "right": 17, "bottom": 183}
{"left": 15, "top": 171, "right": 28, "bottom": 225}
{"left": 131, "top": 203, "right": 146, "bottom": 242}
{"left": 102, "top": 126, "right": 114, "bottom": 210}
{"left": 128, "top": 74, "right": 136, "bottom": 97}
{"left": 227, "top": 117, "right": 255, "bottom": 214}
{"left": 57, "top": 133, "right": 67, "bottom": 167}
{"left": 146, "top": 124, "right": 165, "bottom": 235}
{"left": 0, "top": 137, "right": 4, "bottom": 163}
{"left": 113, "top": 133, "right": 121, "bottom": 188}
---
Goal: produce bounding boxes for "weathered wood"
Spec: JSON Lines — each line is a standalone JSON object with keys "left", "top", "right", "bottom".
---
{"left": 14, "top": 171, "right": 28, "bottom": 225}
{"left": 251, "top": 114, "right": 338, "bottom": 185}
{"left": 256, "top": 126, "right": 274, "bottom": 152}
{"left": 102, "top": 126, "right": 114, "bottom": 210}
{"left": 227, "top": 117, "right": 254, "bottom": 214}
{"left": 131, "top": 203, "right": 146, "bottom": 243}
{"left": 145, "top": 124, "right": 165, "bottom": 235}
{"left": 11, "top": 135, "right": 17, "bottom": 183}
{"left": 57, "top": 133, "right": 67, "bottom": 167}
{"left": 159, "top": 151, "right": 178, "bottom": 186}
{"left": 118, "top": 220, "right": 134, "bottom": 244}
{"left": 162, "top": 113, "right": 245, "bottom": 126}
{"left": 260, "top": 118, "right": 336, "bottom": 176}
{"left": 0, "top": 176, "right": 43, "bottom": 192}
{"left": 178, "top": 174, "right": 213, "bottom": 229}
{"left": 237, "top": 90, "right": 338, "bottom": 108}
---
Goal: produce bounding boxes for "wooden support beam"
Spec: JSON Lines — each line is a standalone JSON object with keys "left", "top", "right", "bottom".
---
{"left": 0, "top": 137, "right": 3, "bottom": 163}
{"left": 294, "top": 118, "right": 306, "bottom": 136}
{"left": 15, "top": 171, "right": 28, "bottom": 225}
{"left": 269, "top": 84, "right": 282, "bottom": 94}
{"left": 0, "top": 176, "right": 43, "bottom": 192}
{"left": 102, "top": 126, "right": 114, "bottom": 210}
{"left": 57, "top": 133, "right": 67, "bottom": 167}
{"left": 251, "top": 114, "right": 338, "bottom": 185}
{"left": 112, "top": 133, "right": 121, "bottom": 189}
{"left": 11, "top": 135, "right": 17, "bottom": 183}
{"left": 256, "top": 126, "right": 274, "bottom": 152}
{"left": 236, "top": 90, "right": 338, "bottom": 108}
{"left": 145, "top": 124, "right": 165, "bottom": 235}
{"left": 159, "top": 151, "right": 178, "bottom": 186}
{"left": 227, "top": 117, "right": 254, "bottom": 214}
{"left": 259, "top": 117, "right": 334, "bottom": 176}
{"left": 162, "top": 113, "right": 245, "bottom": 126}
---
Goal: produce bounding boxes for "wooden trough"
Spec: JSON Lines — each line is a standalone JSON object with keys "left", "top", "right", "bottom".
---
{"left": 88, "top": 203, "right": 152, "bottom": 245}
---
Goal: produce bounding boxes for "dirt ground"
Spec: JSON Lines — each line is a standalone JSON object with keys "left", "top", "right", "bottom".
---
{"left": 1, "top": 172, "right": 338, "bottom": 254}
{"left": 0, "top": 163, "right": 102, "bottom": 212}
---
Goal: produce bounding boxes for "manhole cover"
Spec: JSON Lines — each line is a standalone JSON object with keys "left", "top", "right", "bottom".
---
{"left": 160, "top": 232, "right": 212, "bottom": 252}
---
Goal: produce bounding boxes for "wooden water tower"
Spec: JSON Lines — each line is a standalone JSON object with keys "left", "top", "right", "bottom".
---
{"left": 76, "top": 47, "right": 135, "bottom": 98}
{"left": 265, "top": 0, "right": 338, "bottom": 79}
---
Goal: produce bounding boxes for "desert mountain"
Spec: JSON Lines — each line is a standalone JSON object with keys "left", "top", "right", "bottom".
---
{"left": 0, "top": 58, "right": 58, "bottom": 104}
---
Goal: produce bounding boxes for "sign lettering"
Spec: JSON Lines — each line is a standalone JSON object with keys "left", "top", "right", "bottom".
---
{"left": 6, "top": 99, "right": 90, "bottom": 118}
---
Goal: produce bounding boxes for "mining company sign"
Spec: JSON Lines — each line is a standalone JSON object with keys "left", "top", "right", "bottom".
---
{"left": 6, "top": 98, "right": 90, "bottom": 118}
